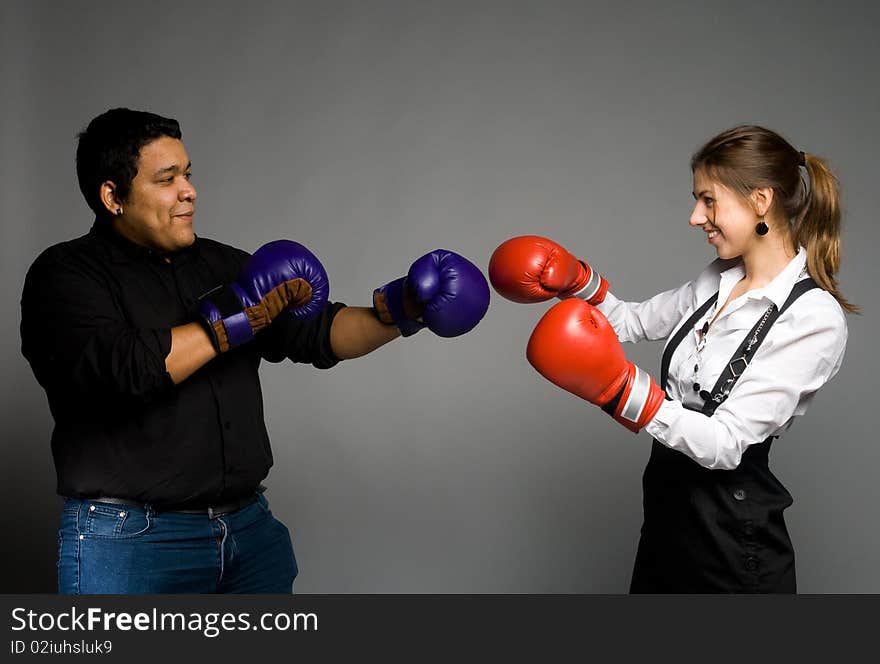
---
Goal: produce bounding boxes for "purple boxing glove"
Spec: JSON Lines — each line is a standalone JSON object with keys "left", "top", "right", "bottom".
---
{"left": 199, "top": 240, "right": 329, "bottom": 352}
{"left": 373, "top": 250, "right": 490, "bottom": 337}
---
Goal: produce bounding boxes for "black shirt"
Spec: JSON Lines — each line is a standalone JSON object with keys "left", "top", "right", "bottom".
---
{"left": 20, "top": 218, "right": 345, "bottom": 508}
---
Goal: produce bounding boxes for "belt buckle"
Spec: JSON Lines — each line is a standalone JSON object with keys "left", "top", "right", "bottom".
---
{"left": 206, "top": 494, "right": 256, "bottom": 517}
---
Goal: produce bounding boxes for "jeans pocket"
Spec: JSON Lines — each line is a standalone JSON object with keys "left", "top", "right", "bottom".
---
{"left": 83, "top": 503, "right": 151, "bottom": 539}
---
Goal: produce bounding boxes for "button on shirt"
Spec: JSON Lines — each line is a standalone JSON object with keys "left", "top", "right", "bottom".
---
{"left": 20, "top": 218, "right": 346, "bottom": 507}
{"left": 595, "top": 247, "right": 847, "bottom": 470}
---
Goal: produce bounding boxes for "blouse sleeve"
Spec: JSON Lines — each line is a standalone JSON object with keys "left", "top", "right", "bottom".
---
{"left": 594, "top": 281, "right": 695, "bottom": 344}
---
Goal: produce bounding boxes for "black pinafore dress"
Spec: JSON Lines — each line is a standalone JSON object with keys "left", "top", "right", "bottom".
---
{"left": 630, "top": 278, "right": 817, "bottom": 593}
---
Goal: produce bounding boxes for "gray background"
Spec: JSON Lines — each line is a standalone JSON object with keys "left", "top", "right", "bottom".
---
{"left": 2, "top": 0, "right": 876, "bottom": 593}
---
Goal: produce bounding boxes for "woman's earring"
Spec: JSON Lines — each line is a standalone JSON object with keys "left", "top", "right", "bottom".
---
{"left": 755, "top": 219, "right": 769, "bottom": 236}
{"left": 116, "top": 208, "right": 122, "bottom": 216}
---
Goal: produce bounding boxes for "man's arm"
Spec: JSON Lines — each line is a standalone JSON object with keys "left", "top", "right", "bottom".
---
{"left": 166, "top": 305, "right": 396, "bottom": 383}
{"left": 329, "top": 306, "right": 400, "bottom": 360}
{"left": 260, "top": 249, "right": 489, "bottom": 368}
{"left": 171, "top": 304, "right": 399, "bottom": 381}
{"left": 21, "top": 250, "right": 175, "bottom": 401}
{"left": 166, "top": 322, "right": 218, "bottom": 384}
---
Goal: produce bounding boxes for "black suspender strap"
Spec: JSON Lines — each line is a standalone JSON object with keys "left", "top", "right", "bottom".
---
{"left": 660, "top": 293, "right": 718, "bottom": 394}
{"left": 699, "top": 277, "right": 819, "bottom": 416}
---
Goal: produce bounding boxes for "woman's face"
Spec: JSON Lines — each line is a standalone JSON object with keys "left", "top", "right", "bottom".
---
{"left": 689, "top": 169, "right": 759, "bottom": 260}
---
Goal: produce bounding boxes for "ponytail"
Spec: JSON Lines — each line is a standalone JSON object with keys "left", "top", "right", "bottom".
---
{"left": 794, "top": 153, "right": 859, "bottom": 313}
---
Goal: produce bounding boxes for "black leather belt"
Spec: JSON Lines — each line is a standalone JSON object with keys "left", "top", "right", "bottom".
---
{"left": 89, "top": 493, "right": 260, "bottom": 517}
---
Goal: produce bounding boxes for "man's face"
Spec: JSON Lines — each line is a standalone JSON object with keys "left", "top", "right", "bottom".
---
{"left": 114, "top": 136, "right": 197, "bottom": 253}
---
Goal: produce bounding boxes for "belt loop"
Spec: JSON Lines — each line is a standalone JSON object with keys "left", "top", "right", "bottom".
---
{"left": 207, "top": 507, "right": 214, "bottom": 520}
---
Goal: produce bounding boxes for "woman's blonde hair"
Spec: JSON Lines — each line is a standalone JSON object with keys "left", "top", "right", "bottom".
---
{"left": 691, "top": 125, "right": 858, "bottom": 313}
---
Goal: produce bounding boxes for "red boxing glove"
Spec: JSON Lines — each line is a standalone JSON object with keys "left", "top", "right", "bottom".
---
{"left": 526, "top": 299, "right": 665, "bottom": 433}
{"left": 488, "top": 235, "right": 608, "bottom": 304}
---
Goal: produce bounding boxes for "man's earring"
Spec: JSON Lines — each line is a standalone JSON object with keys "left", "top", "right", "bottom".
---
{"left": 755, "top": 218, "right": 769, "bottom": 236}
{"left": 116, "top": 208, "right": 122, "bottom": 216}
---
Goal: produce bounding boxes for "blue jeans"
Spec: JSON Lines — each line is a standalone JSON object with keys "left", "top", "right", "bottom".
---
{"left": 57, "top": 492, "right": 297, "bottom": 594}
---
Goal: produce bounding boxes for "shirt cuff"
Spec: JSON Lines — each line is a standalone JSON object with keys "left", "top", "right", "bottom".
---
{"left": 138, "top": 327, "right": 175, "bottom": 400}
{"left": 594, "top": 291, "right": 620, "bottom": 316}
{"left": 643, "top": 397, "right": 682, "bottom": 443}
{"left": 643, "top": 397, "right": 729, "bottom": 469}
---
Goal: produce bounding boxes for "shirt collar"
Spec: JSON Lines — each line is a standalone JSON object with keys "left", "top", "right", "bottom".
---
{"left": 717, "top": 246, "right": 808, "bottom": 309}
{"left": 90, "top": 216, "right": 200, "bottom": 264}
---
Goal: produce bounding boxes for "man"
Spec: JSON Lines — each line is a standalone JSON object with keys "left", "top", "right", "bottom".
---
{"left": 20, "top": 108, "right": 490, "bottom": 593}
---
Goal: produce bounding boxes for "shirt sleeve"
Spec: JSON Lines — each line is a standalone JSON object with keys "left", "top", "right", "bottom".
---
{"left": 20, "top": 248, "right": 174, "bottom": 402}
{"left": 257, "top": 301, "right": 347, "bottom": 369}
{"left": 594, "top": 280, "right": 695, "bottom": 343}
{"left": 644, "top": 296, "right": 848, "bottom": 469}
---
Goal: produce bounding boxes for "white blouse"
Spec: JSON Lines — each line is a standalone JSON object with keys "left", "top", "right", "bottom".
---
{"left": 595, "top": 247, "right": 848, "bottom": 470}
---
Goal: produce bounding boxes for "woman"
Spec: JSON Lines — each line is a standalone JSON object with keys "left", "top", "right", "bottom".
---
{"left": 489, "top": 125, "right": 855, "bottom": 593}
